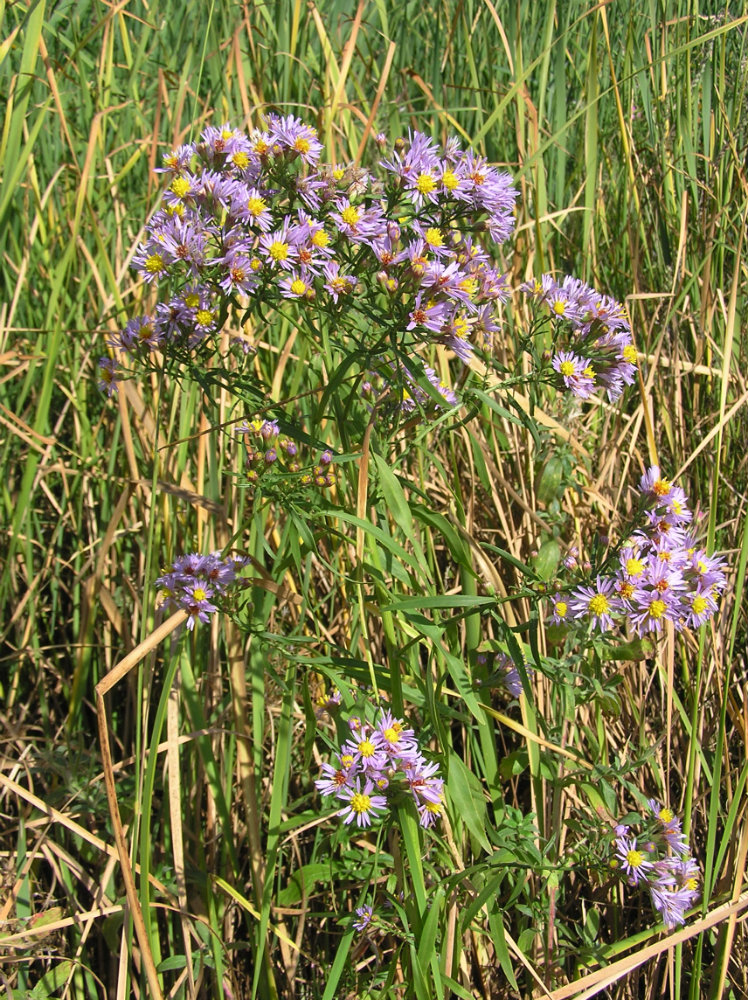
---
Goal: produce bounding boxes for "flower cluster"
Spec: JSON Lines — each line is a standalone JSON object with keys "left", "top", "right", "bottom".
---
{"left": 237, "top": 418, "right": 336, "bottom": 490}
{"left": 549, "top": 466, "right": 727, "bottom": 636}
{"left": 522, "top": 274, "right": 638, "bottom": 401}
{"left": 612, "top": 799, "right": 699, "bottom": 930}
{"left": 475, "top": 650, "right": 532, "bottom": 698}
{"left": 155, "top": 551, "right": 248, "bottom": 629}
{"left": 103, "top": 117, "right": 520, "bottom": 410}
{"left": 315, "top": 710, "right": 444, "bottom": 829}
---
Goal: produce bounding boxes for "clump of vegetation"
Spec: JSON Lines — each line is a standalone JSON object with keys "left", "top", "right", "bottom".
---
{"left": 2, "top": 3, "right": 746, "bottom": 999}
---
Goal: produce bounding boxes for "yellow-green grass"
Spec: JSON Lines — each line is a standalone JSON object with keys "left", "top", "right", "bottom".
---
{"left": 1, "top": 1, "right": 746, "bottom": 998}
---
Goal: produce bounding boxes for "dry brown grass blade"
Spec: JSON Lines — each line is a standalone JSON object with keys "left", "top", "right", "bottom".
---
{"left": 0, "top": 400, "right": 55, "bottom": 451}
{"left": 675, "top": 387, "right": 748, "bottom": 480}
{"left": 330, "top": 0, "right": 364, "bottom": 125}
{"left": 95, "top": 609, "right": 188, "bottom": 1000}
{"left": 0, "top": 904, "right": 124, "bottom": 948}
{"left": 548, "top": 891, "right": 748, "bottom": 1000}
{"left": 0, "top": 772, "right": 168, "bottom": 897}
{"left": 354, "top": 39, "right": 397, "bottom": 166}
{"left": 167, "top": 667, "right": 195, "bottom": 997}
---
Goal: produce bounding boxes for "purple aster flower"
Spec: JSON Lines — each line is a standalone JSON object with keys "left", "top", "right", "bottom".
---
{"left": 615, "top": 835, "right": 654, "bottom": 886}
{"left": 647, "top": 800, "right": 690, "bottom": 857}
{"left": 628, "top": 588, "right": 677, "bottom": 635}
{"left": 337, "top": 778, "right": 388, "bottom": 828}
{"left": 278, "top": 271, "right": 312, "bottom": 299}
{"left": 231, "top": 186, "right": 273, "bottom": 231}
{"left": 417, "top": 799, "right": 444, "bottom": 828}
{"left": 322, "top": 261, "right": 357, "bottom": 303}
{"left": 648, "top": 882, "right": 695, "bottom": 929}
{"left": 552, "top": 351, "right": 596, "bottom": 399}
{"left": 155, "top": 551, "right": 247, "bottom": 628}
{"left": 639, "top": 466, "right": 676, "bottom": 505}
{"left": 315, "top": 754, "right": 358, "bottom": 797}
{"left": 680, "top": 586, "right": 719, "bottom": 629}
{"left": 341, "top": 731, "right": 388, "bottom": 774}
{"left": 548, "top": 593, "right": 570, "bottom": 625}
{"left": 97, "top": 357, "right": 119, "bottom": 397}
{"left": 314, "top": 687, "right": 342, "bottom": 717}
{"left": 155, "top": 143, "right": 195, "bottom": 175}
{"left": 374, "top": 710, "right": 418, "bottom": 759}
{"left": 157, "top": 215, "right": 211, "bottom": 273}
{"left": 402, "top": 757, "right": 444, "bottom": 808}
{"left": 407, "top": 294, "right": 450, "bottom": 333}
{"left": 266, "top": 114, "right": 323, "bottom": 165}
{"left": 353, "top": 904, "right": 375, "bottom": 931}
{"left": 132, "top": 240, "right": 171, "bottom": 284}
{"left": 259, "top": 220, "right": 300, "bottom": 270}
{"left": 569, "top": 576, "right": 620, "bottom": 632}
{"left": 219, "top": 254, "right": 261, "bottom": 296}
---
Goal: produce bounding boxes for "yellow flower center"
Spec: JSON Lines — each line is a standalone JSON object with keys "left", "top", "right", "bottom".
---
{"left": 553, "top": 300, "right": 566, "bottom": 316}
{"left": 383, "top": 727, "right": 399, "bottom": 744}
{"left": 626, "top": 557, "right": 644, "bottom": 576}
{"left": 425, "top": 227, "right": 443, "bottom": 247}
{"left": 358, "top": 740, "right": 376, "bottom": 758}
{"left": 269, "top": 241, "right": 289, "bottom": 261}
{"left": 626, "top": 849, "right": 645, "bottom": 869}
{"left": 559, "top": 360, "right": 576, "bottom": 377}
{"left": 231, "top": 151, "right": 249, "bottom": 169}
{"left": 658, "top": 807, "right": 674, "bottom": 824}
{"left": 193, "top": 587, "right": 207, "bottom": 602}
{"left": 416, "top": 172, "right": 436, "bottom": 195}
{"left": 170, "top": 176, "right": 191, "bottom": 199}
{"left": 195, "top": 309, "right": 214, "bottom": 327}
{"left": 555, "top": 600, "right": 568, "bottom": 617}
{"left": 653, "top": 478, "right": 671, "bottom": 496}
{"left": 332, "top": 167, "right": 345, "bottom": 181}
{"left": 691, "top": 595, "right": 708, "bottom": 615}
{"left": 648, "top": 599, "right": 667, "bottom": 619}
{"left": 247, "top": 196, "right": 267, "bottom": 217}
{"left": 294, "top": 137, "right": 311, "bottom": 154}
{"left": 290, "top": 278, "right": 307, "bottom": 296}
{"left": 341, "top": 205, "right": 360, "bottom": 226}
{"left": 311, "top": 230, "right": 329, "bottom": 248}
{"left": 184, "top": 293, "right": 200, "bottom": 309}
{"left": 588, "top": 594, "right": 610, "bottom": 616}
{"left": 441, "top": 169, "right": 459, "bottom": 191}
{"left": 145, "top": 253, "right": 165, "bottom": 274}
{"left": 350, "top": 792, "right": 371, "bottom": 814}
{"left": 623, "top": 344, "right": 638, "bottom": 363}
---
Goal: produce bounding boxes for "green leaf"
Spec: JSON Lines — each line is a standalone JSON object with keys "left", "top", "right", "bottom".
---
{"left": 447, "top": 752, "right": 491, "bottom": 852}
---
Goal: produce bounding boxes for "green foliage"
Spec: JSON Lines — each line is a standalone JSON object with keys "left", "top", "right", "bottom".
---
{"left": 1, "top": 2, "right": 746, "bottom": 999}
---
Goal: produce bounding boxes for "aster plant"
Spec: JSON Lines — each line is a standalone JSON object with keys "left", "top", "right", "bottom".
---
{"left": 549, "top": 465, "right": 727, "bottom": 638}
{"left": 101, "top": 112, "right": 732, "bottom": 997}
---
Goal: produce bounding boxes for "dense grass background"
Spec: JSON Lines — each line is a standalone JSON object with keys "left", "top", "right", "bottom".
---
{"left": 1, "top": 1, "right": 747, "bottom": 997}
